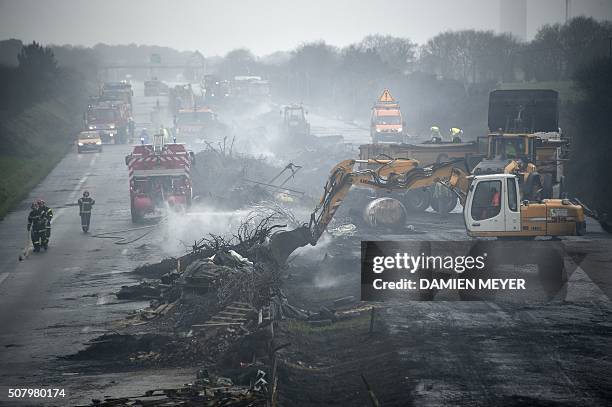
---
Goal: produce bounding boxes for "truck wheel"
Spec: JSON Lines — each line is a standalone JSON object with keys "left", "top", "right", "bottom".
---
{"left": 403, "top": 188, "right": 430, "bottom": 212}
{"left": 77, "top": 147, "right": 82, "bottom": 154}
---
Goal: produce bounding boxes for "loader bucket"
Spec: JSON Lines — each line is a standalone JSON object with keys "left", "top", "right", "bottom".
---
{"left": 268, "top": 226, "right": 313, "bottom": 265}
{"left": 488, "top": 89, "right": 558, "bottom": 133}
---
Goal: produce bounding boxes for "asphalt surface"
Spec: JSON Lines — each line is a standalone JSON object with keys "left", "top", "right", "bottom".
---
{"left": 0, "top": 86, "right": 198, "bottom": 405}
{"left": 0, "top": 83, "right": 610, "bottom": 406}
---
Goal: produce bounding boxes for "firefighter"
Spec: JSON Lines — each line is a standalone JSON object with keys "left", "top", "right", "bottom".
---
{"left": 78, "top": 191, "right": 95, "bottom": 233}
{"left": 27, "top": 201, "right": 46, "bottom": 252}
{"left": 38, "top": 199, "right": 53, "bottom": 249}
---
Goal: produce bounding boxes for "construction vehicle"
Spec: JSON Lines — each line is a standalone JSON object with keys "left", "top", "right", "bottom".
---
{"left": 473, "top": 89, "right": 568, "bottom": 200}
{"left": 174, "top": 107, "right": 224, "bottom": 141}
{"left": 232, "top": 76, "right": 271, "bottom": 104}
{"left": 76, "top": 130, "right": 103, "bottom": 153}
{"left": 85, "top": 101, "right": 132, "bottom": 144}
{"left": 281, "top": 104, "right": 310, "bottom": 138}
{"left": 124, "top": 133, "right": 194, "bottom": 222}
{"left": 203, "top": 75, "right": 231, "bottom": 105}
{"left": 370, "top": 89, "right": 406, "bottom": 144}
{"left": 101, "top": 81, "right": 133, "bottom": 110}
{"left": 169, "top": 84, "right": 197, "bottom": 116}
{"left": 268, "top": 157, "right": 608, "bottom": 264}
{"left": 360, "top": 89, "right": 568, "bottom": 212}
{"left": 144, "top": 78, "right": 169, "bottom": 97}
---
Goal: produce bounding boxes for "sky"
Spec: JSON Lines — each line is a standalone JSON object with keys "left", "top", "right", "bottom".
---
{"left": 0, "top": 0, "right": 611, "bottom": 56}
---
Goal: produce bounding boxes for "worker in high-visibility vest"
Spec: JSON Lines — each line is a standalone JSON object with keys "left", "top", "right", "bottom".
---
{"left": 450, "top": 127, "right": 463, "bottom": 143}
{"left": 430, "top": 126, "right": 442, "bottom": 143}
{"left": 78, "top": 191, "right": 95, "bottom": 233}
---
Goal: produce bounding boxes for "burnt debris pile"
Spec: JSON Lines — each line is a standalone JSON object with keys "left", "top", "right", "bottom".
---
{"left": 191, "top": 149, "right": 297, "bottom": 209}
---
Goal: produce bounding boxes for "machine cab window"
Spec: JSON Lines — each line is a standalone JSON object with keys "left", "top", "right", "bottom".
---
{"left": 507, "top": 178, "right": 518, "bottom": 212}
{"left": 471, "top": 180, "right": 502, "bottom": 221}
{"left": 493, "top": 138, "right": 525, "bottom": 160}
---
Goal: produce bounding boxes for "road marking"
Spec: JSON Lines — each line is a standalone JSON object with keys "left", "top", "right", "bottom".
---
{"left": 0, "top": 273, "right": 9, "bottom": 286}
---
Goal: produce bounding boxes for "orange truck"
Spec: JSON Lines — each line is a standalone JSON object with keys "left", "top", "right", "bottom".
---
{"left": 370, "top": 89, "right": 405, "bottom": 143}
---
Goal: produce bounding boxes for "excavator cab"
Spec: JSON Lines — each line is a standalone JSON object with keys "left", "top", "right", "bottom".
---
{"left": 464, "top": 174, "right": 521, "bottom": 235}
{"left": 464, "top": 173, "right": 586, "bottom": 237}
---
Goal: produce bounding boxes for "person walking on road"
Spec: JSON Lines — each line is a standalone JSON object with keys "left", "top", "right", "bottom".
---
{"left": 27, "top": 201, "right": 47, "bottom": 252}
{"left": 78, "top": 191, "right": 95, "bottom": 233}
{"left": 38, "top": 199, "right": 53, "bottom": 248}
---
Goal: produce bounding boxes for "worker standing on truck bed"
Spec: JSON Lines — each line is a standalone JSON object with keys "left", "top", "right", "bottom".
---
{"left": 450, "top": 128, "right": 463, "bottom": 143}
{"left": 430, "top": 126, "right": 442, "bottom": 143}
{"left": 78, "top": 191, "right": 95, "bottom": 233}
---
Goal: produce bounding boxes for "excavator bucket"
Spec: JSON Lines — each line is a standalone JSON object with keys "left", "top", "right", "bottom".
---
{"left": 268, "top": 226, "right": 313, "bottom": 265}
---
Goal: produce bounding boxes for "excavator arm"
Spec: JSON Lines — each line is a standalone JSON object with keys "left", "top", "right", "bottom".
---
{"left": 268, "top": 157, "right": 470, "bottom": 264}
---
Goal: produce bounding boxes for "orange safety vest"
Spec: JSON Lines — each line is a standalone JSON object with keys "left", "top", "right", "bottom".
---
{"left": 492, "top": 191, "right": 500, "bottom": 207}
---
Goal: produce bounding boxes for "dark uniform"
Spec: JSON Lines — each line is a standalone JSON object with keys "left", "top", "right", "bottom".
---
{"left": 78, "top": 195, "right": 95, "bottom": 232}
{"left": 39, "top": 202, "right": 53, "bottom": 246}
{"left": 27, "top": 204, "right": 47, "bottom": 251}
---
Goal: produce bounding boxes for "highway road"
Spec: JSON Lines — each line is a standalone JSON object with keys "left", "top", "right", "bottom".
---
{"left": 0, "top": 83, "right": 610, "bottom": 406}
{"left": 0, "top": 86, "right": 198, "bottom": 405}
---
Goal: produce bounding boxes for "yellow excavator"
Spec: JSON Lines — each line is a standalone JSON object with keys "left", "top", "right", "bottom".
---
{"left": 269, "top": 157, "right": 606, "bottom": 264}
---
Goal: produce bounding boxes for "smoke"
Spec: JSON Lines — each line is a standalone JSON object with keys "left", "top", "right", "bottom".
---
{"left": 159, "top": 204, "right": 253, "bottom": 255}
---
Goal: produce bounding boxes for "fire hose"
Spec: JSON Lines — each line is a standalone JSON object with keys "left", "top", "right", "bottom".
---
{"left": 90, "top": 216, "right": 167, "bottom": 245}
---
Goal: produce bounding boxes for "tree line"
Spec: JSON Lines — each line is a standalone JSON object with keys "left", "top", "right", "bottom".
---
{"left": 211, "top": 16, "right": 612, "bottom": 135}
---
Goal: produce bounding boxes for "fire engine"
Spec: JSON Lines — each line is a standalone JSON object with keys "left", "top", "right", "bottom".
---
{"left": 125, "top": 133, "right": 194, "bottom": 222}
{"left": 86, "top": 101, "right": 132, "bottom": 144}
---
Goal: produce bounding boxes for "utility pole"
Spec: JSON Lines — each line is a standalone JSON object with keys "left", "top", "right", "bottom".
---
{"left": 565, "top": 0, "right": 571, "bottom": 23}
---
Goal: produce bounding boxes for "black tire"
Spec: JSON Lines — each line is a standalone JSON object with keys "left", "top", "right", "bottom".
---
{"left": 77, "top": 147, "right": 82, "bottom": 154}
{"left": 403, "top": 188, "right": 431, "bottom": 212}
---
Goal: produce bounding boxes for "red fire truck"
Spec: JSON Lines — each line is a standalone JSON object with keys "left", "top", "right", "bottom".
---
{"left": 125, "top": 134, "right": 194, "bottom": 222}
